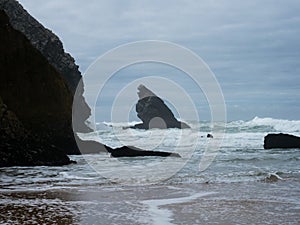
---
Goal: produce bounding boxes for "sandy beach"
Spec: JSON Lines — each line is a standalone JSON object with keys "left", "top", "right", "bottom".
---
{"left": 1, "top": 180, "right": 299, "bottom": 224}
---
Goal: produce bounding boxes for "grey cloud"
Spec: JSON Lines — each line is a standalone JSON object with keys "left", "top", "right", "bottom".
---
{"left": 18, "top": 0, "right": 300, "bottom": 121}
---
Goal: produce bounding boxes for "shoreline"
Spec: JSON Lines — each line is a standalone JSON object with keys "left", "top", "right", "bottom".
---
{"left": 1, "top": 181, "right": 299, "bottom": 224}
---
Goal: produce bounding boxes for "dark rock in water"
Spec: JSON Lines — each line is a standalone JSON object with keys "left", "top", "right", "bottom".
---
{"left": 72, "top": 138, "right": 180, "bottom": 157}
{"left": 207, "top": 134, "right": 213, "bottom": 138}
{"left": 264, "top": 133, "right": 300, "bottom": 149}
{"left": 263, "top": 173, "right": 282, "bottom": 183}
{"left": 130, "top": 85, "right": 190, "bottom": 129}
{"left": 107, "top": 146, "right": 181, "bottom": 158}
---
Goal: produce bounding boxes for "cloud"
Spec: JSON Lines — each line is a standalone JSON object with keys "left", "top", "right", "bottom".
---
{"left": 18, "top": 0, "right": 300, "bottom": 121}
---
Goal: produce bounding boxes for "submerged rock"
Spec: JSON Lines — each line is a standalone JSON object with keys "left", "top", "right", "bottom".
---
{"left": 264, "top": 133, "right": 300, "bottom": 149}
{"left": 131, "top": 85, "right": 190, "bottom": 129}
{"left": 263, "top": 173, "right": 283, "bottom": 183}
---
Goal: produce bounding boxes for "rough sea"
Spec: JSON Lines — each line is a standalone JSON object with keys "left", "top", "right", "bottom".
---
{"left": 1, "top": 117, "right": 300, "bottom": 224}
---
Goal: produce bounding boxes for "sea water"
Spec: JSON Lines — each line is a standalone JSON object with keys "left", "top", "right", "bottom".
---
{"left": 1, "top": 117, "right": 300, "bottom": 224}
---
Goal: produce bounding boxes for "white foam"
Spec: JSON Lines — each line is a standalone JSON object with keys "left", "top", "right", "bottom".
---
{"left": 242, "top": 116, "right": 300, "bottom": 133}
{"left": 59, "top": 172, "right": 95, "bottom": 180}
{"left": 102, "top": 121, "right": 140, "bottom": 128}
{"left": 142, "top": 192, "right": 214, "bottom": 225}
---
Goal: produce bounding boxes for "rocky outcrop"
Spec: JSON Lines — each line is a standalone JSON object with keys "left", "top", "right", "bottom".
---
{"left": 131, "top": 85, "right": 190, "bottom": 129}
{"left": 1, "top": 0, "right": 78, "bottom": 92}
{"left": 73, "top": 138, "right": 180, "bottom": 157}
{"left": 0, "top": 9, "right": 77, "bottom": 166}
{"left": 0, "top": 97, "right": 73, "bottom": 166}
{"left": 264, "top": 133, "right": 300, "bottom": 149}
{"left": 107, "top": 146, "right": 180, "bottom": 157}
{"left": 0, "top": 0, "right": 91, "bottom": 133}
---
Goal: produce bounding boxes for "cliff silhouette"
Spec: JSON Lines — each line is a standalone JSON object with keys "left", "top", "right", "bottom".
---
{"left": 0, "top": 0, "right": 91, "bottom": 166}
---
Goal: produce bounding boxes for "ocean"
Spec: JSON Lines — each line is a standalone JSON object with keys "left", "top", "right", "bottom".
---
{"left": 1, "top": 117, "right": 300, "bottom": 224}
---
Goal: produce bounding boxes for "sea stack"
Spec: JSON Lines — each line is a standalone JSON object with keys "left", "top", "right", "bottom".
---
{"left": 131, "top": 84, "right": 190, "bottom": 129}
{"left": 264, "top": 133, "right": 300, "bottom": 149}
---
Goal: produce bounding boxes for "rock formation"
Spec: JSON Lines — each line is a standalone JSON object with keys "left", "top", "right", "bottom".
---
{"left": 264, "top": 133, "right": 300, "bottom": 149}
{"left": 73, "top": 139, "right": 181, "bottom": 157}
{"left": 1, "top": 0, "right": 78, "bottom": 92}
{"left": 106, "top": 146, "right": 181, "bottom": 158}
{"left": 0, "top": 0, "right": 91, "bottom": 133}
{"left": 131, "top": 85, "right": 190, "bottom": 129}
{"left": 0, "top": 9, "right": 80, "bottom": 165}
{"left": 0, "top": 96, "right": 73, "bottom": 166}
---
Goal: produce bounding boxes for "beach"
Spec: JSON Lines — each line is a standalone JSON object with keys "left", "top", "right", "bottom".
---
{"left": 1, "top": 118, "right": 300, "bottom": 224}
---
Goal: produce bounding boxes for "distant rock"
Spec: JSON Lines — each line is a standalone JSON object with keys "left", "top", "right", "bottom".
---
{"left": 207, "top": 134, "right": 213, "bottom": 138}
{"left": 131, "top": 85, "right": 190, "bottom": 129}
{"left": 264, "top": 133, "right": 300, "bottom": 149}
{"left": 263, "top": 173, "right": 282, "bottom": 183}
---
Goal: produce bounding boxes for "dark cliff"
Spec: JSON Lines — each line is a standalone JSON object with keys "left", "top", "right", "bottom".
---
{"left": 0, "top": 9, "right": 77, "bottom": 165}
{"left": 1, "top": 0, "right": 79, "bottom": 92}
{"left": 0, "top": 0, "right": 91, "bottom": 133}
{"left": 0, "top": 96, "right": 73, "bottom": 166}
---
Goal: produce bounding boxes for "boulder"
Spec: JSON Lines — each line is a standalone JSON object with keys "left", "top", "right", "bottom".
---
{"left": 131, "top": 85, "right": 190, "bottom": 129}
{"left": 264, "top": 133, "right": 300, "bottom": 149}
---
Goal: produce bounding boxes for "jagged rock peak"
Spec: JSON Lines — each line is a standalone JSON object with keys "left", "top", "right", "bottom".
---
{"left": 132, "top": 84, "right": 190, "bottom": 129}
{"left": 137, "top": 84, "right": 157, "bottom": 99}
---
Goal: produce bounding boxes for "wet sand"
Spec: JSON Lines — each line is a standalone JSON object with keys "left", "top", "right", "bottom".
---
{"left": 1, "top": 180, "right": 299, "bottom": 224}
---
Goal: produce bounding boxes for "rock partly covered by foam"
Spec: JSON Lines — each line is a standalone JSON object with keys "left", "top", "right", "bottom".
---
{"left": 264, "top": 133, "right": 300, "bottom": 149}
{"left": 131, "top": 85, "right": 190, "bottom": 129}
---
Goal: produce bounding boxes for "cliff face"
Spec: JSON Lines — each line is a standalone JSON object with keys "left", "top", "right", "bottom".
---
{"left": 0, "top": 9, "right": 79, "bottom": 165}
{"left": 0, "top": 0, "right": 79, "bottom": 92}
{"left": 0, "top": 0, "right": 91, "bottom": 133}
{"left": 0, "top": 96, "right": 72, "bottom": 166}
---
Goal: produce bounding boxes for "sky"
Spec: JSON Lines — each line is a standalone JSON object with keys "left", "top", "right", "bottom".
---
{"left": 18, "top": 0, "right": 300, "bottom": 122}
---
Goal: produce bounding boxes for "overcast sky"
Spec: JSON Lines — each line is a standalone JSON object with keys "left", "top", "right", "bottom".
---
{"left": 19, "top": 0, "right": 300, "bottom": 122}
